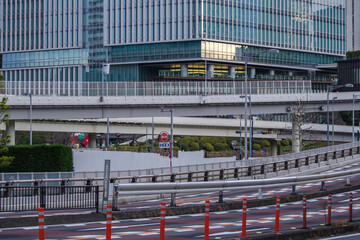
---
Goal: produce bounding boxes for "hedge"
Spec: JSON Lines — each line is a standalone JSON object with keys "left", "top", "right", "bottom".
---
{"left": 0, "top": 145, "right": 73, "bottom": 172}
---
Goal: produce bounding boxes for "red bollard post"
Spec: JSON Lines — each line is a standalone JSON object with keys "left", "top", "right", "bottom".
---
{"left": 38, "top": 207, "right": 45, "bottom": 240}
{"left": 349, "top": 192, "right": 353, "bottom": 222}
{"left": 160, "top": 202, "right": 166, "bottom": 240}
{"left": 240, "top": 198, "right": 249, "bottom": 238}
{"left": 106, "top": 204, "right": 112, "bottom": 240}
{"left": 302, "top": 195, "right": 307, "bottom": 229}
{"left": 327, "top": 194, "right": 332, "bottom": 226}
{"left": 273, "top": 196, "right": 282, "bottom": 233}
{"left": 204, "top": 200, "right": 210, "bottom": 240}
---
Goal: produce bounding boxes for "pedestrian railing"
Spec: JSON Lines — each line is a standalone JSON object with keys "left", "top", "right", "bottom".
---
{"left": 4, "top": 80, "right": 312, "bottom": 97}
{"left": 0, "top": 186, "right": 99, "bottom": 212}
{"left": 0, "top": 142, "right": 359, "bottom": 189}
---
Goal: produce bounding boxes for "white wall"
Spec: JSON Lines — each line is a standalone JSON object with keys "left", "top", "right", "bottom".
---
{"left": 73, "top": 150, "right": 235, "bottom": 172}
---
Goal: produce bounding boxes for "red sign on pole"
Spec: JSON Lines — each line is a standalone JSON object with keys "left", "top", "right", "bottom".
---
{"left": 159, "top": 131, "right": 169, "bottom": 142}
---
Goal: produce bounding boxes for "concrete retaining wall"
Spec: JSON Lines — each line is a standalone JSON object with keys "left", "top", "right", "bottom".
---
{"left": 73, "top": 150, "right": 236, "bottom": 172}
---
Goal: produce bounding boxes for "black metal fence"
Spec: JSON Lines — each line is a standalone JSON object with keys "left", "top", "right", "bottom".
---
{"left": 0, "top": 186, "right": 99, "bottom": 212}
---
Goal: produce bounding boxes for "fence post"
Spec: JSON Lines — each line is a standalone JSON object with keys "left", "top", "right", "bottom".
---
{"left": 320, "top": 181, "right": 326, "bottom": 191}
{"left": 346, "top": 177, "right": 351, "bottom": 186}
{"left": 204, "top": 200, "right": 210, "bottom": 240}
{"left": 218, "top": 191, "right": 224, "bottom": 203}
{"left": 327, "top": 194, "right": 332, "bottom": 226}
{"left": 257, "top": 188, "right": 263, "bottom": 199}
{"left": 170, "top": 193, "right": 176, "bottom": 207}
{"left": 160, "top": 202, "right": 166, "bottom": 240}
{"left": 106, "top": 204, "right": 112, "bottom": 240}
{"left": 40, "top": 186, "right": 46, "bottom": 208}
{"left": 302, "top": 195, "right": 307, "bottom": 229}
{"left": 291, "top": 185, "right": 296, "bottom": 195}
{"left": 349, "top": 192, "right": 353, "bottom": 222}
{"left": 240, "top": 198, "right": 249, "bottom": 237}
{"left": 273, "top": 196, "right": 281, "bottom": 233}
{"left": 95, "top": 186, "right": 100, "bottom": 213}
{"left": 38, "top": 207, "right": 45, "bottom": 240}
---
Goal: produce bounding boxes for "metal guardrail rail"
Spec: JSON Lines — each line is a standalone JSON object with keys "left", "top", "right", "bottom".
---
{"left": 0, "top": 142, "right": 359, "bottom": 188}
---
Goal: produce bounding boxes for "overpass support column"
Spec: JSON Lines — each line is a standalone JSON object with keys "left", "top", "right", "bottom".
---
{"left": 208, "top": 64, "right": 214, "bottom": 78}
{"left": 88, "top": 133, "right": 97, "bottom": 148}
{"left": 250, "top": 68, "right": 256, "bottom": 79}
{"left": 270, "top": 140, "right": 279, "bottom": 156}
{"left": 292, "top": 114, "right": 301, "bottom": 153}
{"left": 6, "top": 120, "right": 15, "bottom": 145}
{"left": 181, "top": 64, "right": 188, "bottom": 77}
{"left": 229, "top": 66, "right": 236, "bottom": 79}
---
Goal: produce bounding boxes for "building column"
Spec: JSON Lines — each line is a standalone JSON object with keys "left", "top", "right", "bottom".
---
{"left": 181, "top": 64, "right": 188, "bottom": 77}
{"left": 229, "top": 66, "right": 236, "bottom": 79}
{"left": 270, "top": 140, "right": 278, "bottom": 156}
{"left": 6, "top": 120, "right": 15, "bottom": 145}
{"left": 292, "top": 115, "right": 301, "bottom": 153}
{"left": 208, "top": 64, "right": 214, "bottom": 78}
{"left": 88, "top": 133, "right": 97, "bottom": 148}
{"left": 250, "top": 68, "right": 256, "bottom": 79}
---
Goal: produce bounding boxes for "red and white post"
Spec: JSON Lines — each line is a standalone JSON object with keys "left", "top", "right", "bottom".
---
{"left": 38, "top": 207, "right": 45, "bottom": 240}
{"left": 302, "top": 195, "right": 307, "bottom": 229}
{"left": 240, "top": 198, "right": 249, "bottom": 238}
{"left": 160, "top": 202, "right": 166, "bottom": 240}
{"left": 327, "top": 194, "right": 332, "bottom": 226}
{"left": 204, "top": 200, "right": 210, "bottom": 240}
{"left": 349, "top": 192, "right": 353, "bottom": 222}
{"left": 273, "top": 196, "right": 282, "bottom": 233}
{"left": 106, "top": 204, "right": 112, "bottom": 240}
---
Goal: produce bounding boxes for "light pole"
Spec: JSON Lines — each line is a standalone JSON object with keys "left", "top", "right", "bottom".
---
{"left": 240, "top": 95, "right": 252, "bottom": 157}
{"left": 204, "top": 31, "right": 207, "bottom": 96}
{"left": 161, "top": 108, "right": 174, "bottom": 168}
{"left": 332, "top": 97, "right": 337, "bottom": 146}
{"left": 22, "top": 92, "right": 32, "bottom": 145}
{"left": 243, "top": 48, "right": 279, "bottom": 160}
{"left": 326, "top": 83, "right": 353, "bottom": 146}
{"left": 352, "top": 94, "right": 360, "bottom": 142}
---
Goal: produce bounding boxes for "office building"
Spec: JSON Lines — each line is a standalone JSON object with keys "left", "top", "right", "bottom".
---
{"left": 0, "top": 0, "right": 347, "bottom": 96}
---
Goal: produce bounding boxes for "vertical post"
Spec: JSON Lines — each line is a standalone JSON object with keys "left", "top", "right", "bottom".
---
{"left": 204, "top": 31, "right": 207, "bottom": 96}
{"left": 152, "top": 117, "right": 155, "bottom": 153}
{"left": 353, "top": 94, "right": 356, "bottom": 142}
{"left": 170, "top": 109, "right": 174, "bottom": 168}
{"left": 160, "top": 202, "right": 166, "bottom": 240}
{"left": 249, "top": 96, "right": 252, "bottom": 157}
{"left": 244, "top": 53, "right": 248, "bottom": 161}
{"left": 106, "top": 117, "right": 110, "bottom": 151}
{"left": 327, "top": 85, "right": 330, "bottom": 146}
{"left": 349, "top": 192, "right": 353, "bottom": 222}
{"left": 258, "top": 188, "right": 263, "bottom": 199}
{"left": 218, "top": 191, "right": 224, "bottom": 203}
{"left": 302, "top": 195, "right": 307, "bottom": 229}
{"left": 29, "top": 93, "right": 32, "bottom": 145}
{"left": 204, "top": 200, "right": 210, "bottom": 240}
{"left": 38, "top": 207, "right": 45, "bottom": 240}
{"left": 327, "top": 194, "right": 332, "bottom": 226}
{"left": 273, "top": 196, "right": 281, "bottom": 233}
{"left": 332, "top": 97, "right": 337, "bottom": 146}
{"left": 106, "top": 204, "right": 112, "bottom": 240}
{"left": 240, "top": 198, "right": 249, "bottom": 237}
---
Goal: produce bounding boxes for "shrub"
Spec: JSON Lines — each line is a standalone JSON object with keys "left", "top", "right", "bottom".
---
{"left": 253, "top": 143, "right": 261, "bottom": 151}
{"left": 204, "top": 143, "right": 214, "bottom": 152}
{"left": 190, "top": 142, "right": 199, "bottom": 151}
{"left": 180, "top": 143, "right": 189, "bottom": 151}
{"left": 0, "top": 145, "right": 73, "bottom": 172}
{"left": 281, "top": 140, "right": 290, "bottom": 146}
{"left": 182, "top": 136, "right": 198, "bottom": 146}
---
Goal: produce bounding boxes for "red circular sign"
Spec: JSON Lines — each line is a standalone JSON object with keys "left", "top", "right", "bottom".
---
{"left": 159, "top": 131, "right": 169, "bottom": 142}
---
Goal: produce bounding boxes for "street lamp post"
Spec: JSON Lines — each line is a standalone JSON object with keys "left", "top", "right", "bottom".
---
{"left": 240, "top": 95, "right": 252, "bottom": 157}
{"left": 22, "top": 92, "right": 32, "bottom": 145}
{"left": 161, "top": 108, "right": 174, "bottom": 168}
{"left": 242, "top": 48, "right": 279, "bottom": 160}
{"left": 352, "top": 94, "right": 360, "bottom": 142}
{"left": 326, "top": 83, "right": 353, "bottom": 146}
{"left": 204, "top": 32, "right": 207, "bottom": 96}
{"left": 332, "top": 97, "right": 338, "bottom": 146}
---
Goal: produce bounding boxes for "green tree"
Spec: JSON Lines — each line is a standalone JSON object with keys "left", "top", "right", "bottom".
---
{"left": 190, "top": 142, "right": 199, "bottom": 151}
{"left": 0, "top": 74, "right": 13, "bottom": 168}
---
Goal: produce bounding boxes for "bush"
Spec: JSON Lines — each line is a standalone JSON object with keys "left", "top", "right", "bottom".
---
{"left": 174, "top": 146, "right": 180, "bottom": 152}
{"left": 213, "top": 143, "right": 228, "bottom": 151}
{"left": 253, "top": 143, "right": 261, "bottom": 151}
{"left": 182, "top": 136, "right": 198, "bottom": 146}
{"left": 180, "top": 143, "right": 189, "bottom": 151}
{"left": 0, "top": 145, "right": 73, "bottom": 172}
{"left": 190, "top": 142, "right": 199, "bottom": 151}
{"left": 204, "top": 143, "right": 214, "bottom": 152}
{"left": 280, "top": 140, "right": 290, "bottom": 146}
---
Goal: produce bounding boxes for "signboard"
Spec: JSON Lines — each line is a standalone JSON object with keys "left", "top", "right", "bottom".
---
{"left": 159, "top": 131, "right": 169, "bottom": 142}
{"left": 103, "top": 159, "right": 111, "bottom": 203}
{"left": 159, "top": 142, "right": 170, "bottom": 149}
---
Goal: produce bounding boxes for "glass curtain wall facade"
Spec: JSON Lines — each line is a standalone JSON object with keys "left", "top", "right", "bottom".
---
{"left": 0, "top": 0, "right": 347, "bottom": 95}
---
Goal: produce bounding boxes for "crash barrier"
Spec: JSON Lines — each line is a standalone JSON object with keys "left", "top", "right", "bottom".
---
{"left": 0, "top": 186, "right": 99, "bottom": 212}
{"left": 1, "top": 142, "right": 359, "bottom": 188}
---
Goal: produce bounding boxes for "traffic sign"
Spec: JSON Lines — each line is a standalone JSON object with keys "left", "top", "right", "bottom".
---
{"left": 159, "top": 131, "right": 169, "bottom": 142}
{"left": 159, "top": 142, "right": 170, "bottom": 149}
